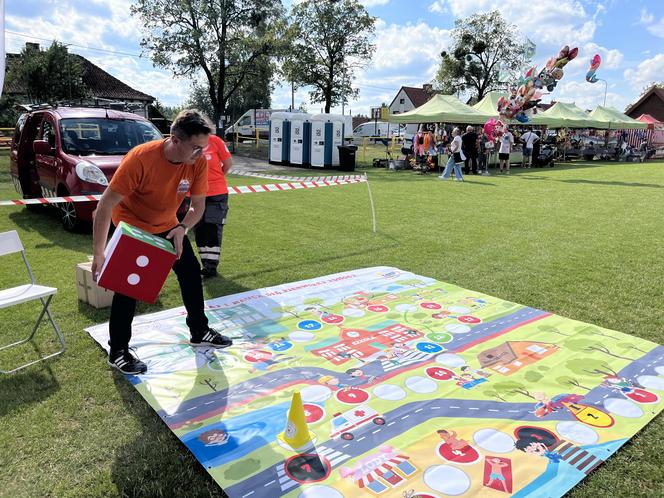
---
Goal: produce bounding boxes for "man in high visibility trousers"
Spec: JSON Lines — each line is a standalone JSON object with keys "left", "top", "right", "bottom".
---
{"left": 196, "top": 133, "right": 232, "bottom": 278}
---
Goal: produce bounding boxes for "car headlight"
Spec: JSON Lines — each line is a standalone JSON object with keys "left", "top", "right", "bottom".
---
{"left": 75, "top": 161, "right": 108, "bottom": 186}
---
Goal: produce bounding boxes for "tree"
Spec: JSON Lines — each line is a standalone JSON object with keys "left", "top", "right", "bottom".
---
{"left": 566, "top": 358, "right": 617, "bottom": 378}
{"left": 556, "top": 376, "right": 592, "bottom": 391}
{"left": 285, "top": 0, "right": 376, "bottom": 113}
{"left": 131, "top": 0, "right": 289, "bottom": 128}
{"left": 564, "top": 339, "right": 635, "bottom": 361}
{"left": 6, "top": 41, "right": 87, "bottom": 103}
{"left": 434, "top": 10, "right": 531, "bottom": 101}
{"left": 492, "top": 381, "right": 535, "bottom": 400}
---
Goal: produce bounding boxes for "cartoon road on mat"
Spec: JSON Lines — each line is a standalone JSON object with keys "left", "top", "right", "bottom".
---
{"left": 85, "top": 267, "right": 664, "bottom": 498}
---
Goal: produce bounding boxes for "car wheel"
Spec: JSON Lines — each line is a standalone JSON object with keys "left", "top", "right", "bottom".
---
{"left": 60, "top": 199, "right": 80, "bottom": 232}
{"left": 372, "top": 417, "right": 386, "bottom": 425}
{"left": 341, "top": 433, "right": 354, "bottom": 440}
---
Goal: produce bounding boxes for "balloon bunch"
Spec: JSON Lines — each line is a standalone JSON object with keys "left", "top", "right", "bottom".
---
{"left": 496, "top": 44, "right": 578, "bottom": 123}
{"left": 483, "top": 118, "right": 505, "bottom": 141}
{"left": 585, "top": 54, "right": 601, "bottom": 83}
{"left": 539, "top": 45, "right": 578, "bottom": 91}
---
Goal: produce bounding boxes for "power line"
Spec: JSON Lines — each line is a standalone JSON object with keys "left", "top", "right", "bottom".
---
{"left": 5, "top": 30, "right": 145, "bottom": 59}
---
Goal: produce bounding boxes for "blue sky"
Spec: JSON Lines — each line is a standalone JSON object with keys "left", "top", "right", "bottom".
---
{"left": 5, "top": 0, "right": 664, "bottom": 115}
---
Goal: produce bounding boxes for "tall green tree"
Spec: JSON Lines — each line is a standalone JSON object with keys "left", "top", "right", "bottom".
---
{"left": 285, "top": 0, "right": 376, "bottom": 113}
{"left": 434, "top": 10, "right": 531, "bottom": 101}
{"left": 6, "top": 41, "right": 87, "bottom": 103}
{"left": 131, "top": 0, "right": 288, "bottom": 128}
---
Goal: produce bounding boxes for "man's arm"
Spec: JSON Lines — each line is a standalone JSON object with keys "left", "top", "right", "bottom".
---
{"left": 166, "top": 194, "right": 206, "bottom": 259}
{"left": 91, "top": 188, "right": 124, "bottom": 281}
{"left": 221, "top": 155, "right": 233, "bottom": 174}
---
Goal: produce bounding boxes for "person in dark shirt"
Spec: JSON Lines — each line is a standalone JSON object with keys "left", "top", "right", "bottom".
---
{"left": 461, "top": 125, "right": 479, "bottom": 174}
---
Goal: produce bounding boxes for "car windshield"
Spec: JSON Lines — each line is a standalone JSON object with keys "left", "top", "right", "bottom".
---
{"left": 60, "top": 117, "right": 162, "bottom": 155}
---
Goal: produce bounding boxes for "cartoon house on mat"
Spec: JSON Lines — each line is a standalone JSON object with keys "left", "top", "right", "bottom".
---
{"left": 311, "top": 324, "right": 423, "bottom": 365}
{"left": 478, "top": 341, "right": 559, "bottom": 375}
{"left": 339, "top": 446, "right": 418, "bottom": 495}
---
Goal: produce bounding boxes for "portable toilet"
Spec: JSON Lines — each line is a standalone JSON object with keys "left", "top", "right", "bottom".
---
{"left": 327, "top": 115, "right": 345, "bottom": 167}
{"left": 289, "top": 113, "right": 311, "bottom": 165}
{"left": 310, "top": 115, "right": 327, "bottom": 168}
{"left": 311, "top": 114, "right": 346, "bottom": 168}
{"left": 269, "top": 112, "right": 291, "bottom": 164}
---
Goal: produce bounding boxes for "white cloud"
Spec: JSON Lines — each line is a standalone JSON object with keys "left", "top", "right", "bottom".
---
{"left": 554, "top": 80, "right": 627, "bottom": 111}
{"left": 360, "top": 0, "right": 390, "bottom": 6}
{"left": 640, "top": 8, "right": 654, "bottom": 24}
{"left": 429, "top": 1, "right": 446, "bottom": 14}
{"left": 646, "top": 18, "right": 664, "bottom": 39}
{"left": 369, "top": 21, "right": 451, "bottom": 71}
{"left": 429, "top": 0, "right": 597, "bottom": 47}
{"left": 638, "top": 7, "right": 664, "bottom": 39}
{"left": 624, "top": 53, "right": 664, "bottom": 90}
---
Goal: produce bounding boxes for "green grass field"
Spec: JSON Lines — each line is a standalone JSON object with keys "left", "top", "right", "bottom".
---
{"left": 0, "top": 153, "right": 663, "bottom": 497}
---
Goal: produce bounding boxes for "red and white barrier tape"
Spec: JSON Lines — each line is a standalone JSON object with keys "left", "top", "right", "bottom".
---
{"left": 0, "top": 177, "right": 367, "bottom": 206}
{"left": 228, "top": 170, "right": 365, "bottom": 183}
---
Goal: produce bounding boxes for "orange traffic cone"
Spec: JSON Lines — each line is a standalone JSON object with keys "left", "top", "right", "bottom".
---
{"left": 277, "top": 391, "right": 315, "bottom": 452}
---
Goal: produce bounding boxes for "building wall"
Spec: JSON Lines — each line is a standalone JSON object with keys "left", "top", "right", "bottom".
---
{"left": 389, "top": 89, "right": 414, "bottom": 115}
{"left": 627, "top": 94, "right": 664, "bottom": 122}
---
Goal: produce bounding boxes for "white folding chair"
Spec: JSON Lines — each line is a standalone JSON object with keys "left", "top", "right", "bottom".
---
{"left": 0, "top": 230, "right": 66, "bottom": 373}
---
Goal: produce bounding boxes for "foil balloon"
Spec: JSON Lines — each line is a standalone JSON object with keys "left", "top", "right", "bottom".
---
{"left": 586, "top": 54, "right": 601, "bottom": 83}
{"left": 483, "top": 118, "right": 505, "bottom": 141}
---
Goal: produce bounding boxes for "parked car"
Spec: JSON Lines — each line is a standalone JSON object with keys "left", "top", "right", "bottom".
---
{"left": 9, "top": 105, "right": 163, "bottom": 231}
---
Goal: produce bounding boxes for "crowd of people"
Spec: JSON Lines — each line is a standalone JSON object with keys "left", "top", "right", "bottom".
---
{"left": 408, "top": 124, "right": 546, "bottom": 180}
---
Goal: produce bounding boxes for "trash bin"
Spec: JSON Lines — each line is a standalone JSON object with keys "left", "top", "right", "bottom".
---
{"left": 337, "top": 145, "right": 358, "bottom": 171}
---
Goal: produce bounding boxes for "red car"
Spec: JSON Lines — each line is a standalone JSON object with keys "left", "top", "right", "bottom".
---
{"left": 9, "top": 106, "right": 163, "bottom": 231}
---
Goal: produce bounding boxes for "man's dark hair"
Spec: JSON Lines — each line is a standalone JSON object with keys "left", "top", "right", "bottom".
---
{"left": 171, "top": 109, "right": 213, "bottom": 139}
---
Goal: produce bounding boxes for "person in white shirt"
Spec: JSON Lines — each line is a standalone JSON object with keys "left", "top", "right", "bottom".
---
{"left": 520, "top": 129, "right": 540, "bottom": 168}
{"left": 498, "top": 128, "right": 515, "bottom": 174}
{"left": 439, "top": 127, "right": 465, "bottom": 182}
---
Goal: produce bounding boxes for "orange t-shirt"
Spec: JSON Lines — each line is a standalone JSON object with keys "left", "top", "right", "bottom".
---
{"left": 203, "top": 135, "right": 231, "bottom": 196}
{"left": 109, "top": 139, "right": 208, "bottom": 234}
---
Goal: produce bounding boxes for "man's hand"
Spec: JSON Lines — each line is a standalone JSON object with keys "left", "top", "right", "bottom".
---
{"left": 166, "top": 225, "right": 186, "bottom": 259}
{"left": 91, "top": 253, "right": 105, "bottom": 282}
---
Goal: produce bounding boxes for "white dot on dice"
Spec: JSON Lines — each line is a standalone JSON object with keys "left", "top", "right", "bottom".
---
{"left": 127, "top": 273, "right": 141, "bottom": 285}
{"left": 136, "top": 255, "right": 150, "bottom": 267}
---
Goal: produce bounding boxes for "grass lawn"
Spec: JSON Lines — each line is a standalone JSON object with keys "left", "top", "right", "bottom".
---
{"left": 0, "top": 152, "right": 663, "bottom": 497}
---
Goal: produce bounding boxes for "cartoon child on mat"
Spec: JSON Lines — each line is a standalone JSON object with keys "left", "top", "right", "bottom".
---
{"left": 437, "top": 429, "right": 471, "bottom": 456}
{"left": 486, "top": 457, "right": 509, "bottom": 492}
{"left": 198, "top": 429, "right": 230, "bottom": 446}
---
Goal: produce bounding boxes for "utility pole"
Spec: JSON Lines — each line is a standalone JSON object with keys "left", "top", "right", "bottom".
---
{"left": 291, "top": 81, "right": 295, "bottom": 112}
{"left": 341, "top": 68, "right": 345, "bottom": 115}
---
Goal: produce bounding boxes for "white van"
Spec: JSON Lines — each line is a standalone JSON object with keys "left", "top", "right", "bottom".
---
{"left": 225, "top": 109, "right": 287, "bottom": 140}
{"left": 353, "top": 121, "right": 405, "bottom": 142}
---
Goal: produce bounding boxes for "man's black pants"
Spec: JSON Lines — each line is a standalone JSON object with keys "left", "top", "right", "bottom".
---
{"left": 108, "top": 229, "right": 208, "bottom": 354}
{"left": 195, "top": 194, "right": 229, "bottom": 273}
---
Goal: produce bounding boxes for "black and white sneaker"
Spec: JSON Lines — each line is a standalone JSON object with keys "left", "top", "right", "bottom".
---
{"left": 190, "top": 327, "right": 233, "bottom": 348}
{"left": 108, "top": 348, "right": 147, "bottom": 374}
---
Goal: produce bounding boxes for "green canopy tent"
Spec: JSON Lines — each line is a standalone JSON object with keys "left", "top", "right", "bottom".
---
{"left": 536, "top": 102, "right": 606, "bottom": 128}
{"left": 588, "top": 106, "right": 648, "bottom": 129}
{"left": 472, "top": 91, "right": 507, "bottom": 116}
{"left": 472, "top": 91, "right": 554, "bottom": 127}
{"left": 388, "top": 94, "right": 494, "bottom": 125}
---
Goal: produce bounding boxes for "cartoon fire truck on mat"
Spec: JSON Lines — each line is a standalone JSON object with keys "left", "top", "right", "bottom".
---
{"left": 330, "top": 404, "right": 386, "bottom": 440}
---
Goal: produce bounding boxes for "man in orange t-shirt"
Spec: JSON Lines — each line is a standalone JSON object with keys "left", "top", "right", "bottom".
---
{"left": 92, "top": 110, "right": 232, "bottom": 375}
{"left": 196, "top": 134, "right": 232, "bottom": 278}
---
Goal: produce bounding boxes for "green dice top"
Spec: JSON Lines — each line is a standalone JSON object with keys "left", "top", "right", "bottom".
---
{"left": 118, "top": 221, "right": 176, "bottom": 254}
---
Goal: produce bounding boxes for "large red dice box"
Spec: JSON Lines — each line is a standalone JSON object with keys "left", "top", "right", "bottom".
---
{"left": 98, "top": 222, "right": 177, "bottom": 303}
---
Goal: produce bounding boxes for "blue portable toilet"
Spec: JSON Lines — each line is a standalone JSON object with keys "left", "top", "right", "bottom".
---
{"left": 269, "top": 112, "right": 291, "bottom": 164}
{"left": 289, "top": 113, "right": 311, "bottom": 165}
{"left": 311, "top": 114, "right": 345, "bottom": 168}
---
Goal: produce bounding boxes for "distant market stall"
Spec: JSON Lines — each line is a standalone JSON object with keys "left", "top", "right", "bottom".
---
{"left": 387, "top": 94, "right": 495, "bottom": 125}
